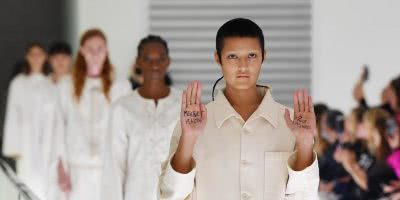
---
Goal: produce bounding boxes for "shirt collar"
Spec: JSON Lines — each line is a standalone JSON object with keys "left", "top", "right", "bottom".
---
{"left": 84, "top": 77, "right": 103, "bottom": 91}
{"left": 214, "top": 86, "right": 279, "bottom": 128}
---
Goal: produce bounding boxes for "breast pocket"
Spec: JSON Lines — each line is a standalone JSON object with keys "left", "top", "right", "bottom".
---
{"left": 264, "top": 151, "right": 292, "bottom": 200}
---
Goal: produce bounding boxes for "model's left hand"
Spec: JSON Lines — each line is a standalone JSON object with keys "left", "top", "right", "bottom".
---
{"left": 284, "top": 90, "right": 317, "bottom": 149}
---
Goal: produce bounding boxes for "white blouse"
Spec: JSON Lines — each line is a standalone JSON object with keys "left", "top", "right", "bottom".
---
{"left": 2, "top": 73, "right": 57, "bottom": 200}
{"left": 51, "top": 76, "right": 131, "bottom": 166}
{"left": 101, "top": 88, "right": 181, "bottom": 200}
{"left": 48, "top": 76, "right": 131, "bottom": 200}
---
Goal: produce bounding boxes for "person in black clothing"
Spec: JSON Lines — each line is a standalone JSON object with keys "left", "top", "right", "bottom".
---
{"left": 318, "top": 109, "right": 350, "bottom": 198}
{"left": 335, "top": 108, "right": 397, "bottom": 199}
{"left": 314, "top": 104, "right": 330, "bottom": 158}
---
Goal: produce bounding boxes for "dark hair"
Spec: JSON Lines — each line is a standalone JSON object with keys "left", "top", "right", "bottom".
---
{"left": 22, "top": 42, "right": 50, "bottom": 75}
{"left": 314, "top": 104, "right": 329, "bottom": 124}
{"left": 49, "top": 41, "right": 72, "bottom": 56}
{"left": 327, "top": 110, "right": 345, "bottom": 133}
{"left": 314, "top": 103, "right": 330, "bottom": 156}
{"left": 212, "top": 18, "right": 265, "bottom": 100}
{"left": 215, "top": 18, "right": 265, "bottom": 61}
{"left": 136, "top": 34, "right": 173, "bottom": 86}
{"left": 390, "top": 76, "right": 400, "bottom": 108}
{"left": 137, "top": 35, "right": 169, "bottom": 57}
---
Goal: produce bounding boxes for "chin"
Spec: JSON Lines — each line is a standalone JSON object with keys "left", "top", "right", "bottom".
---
{"left": 148, "top": 75, "right": 164, "bottom": 81}
{"left": 229, "top": 83, "right": 254, "bottom": 90}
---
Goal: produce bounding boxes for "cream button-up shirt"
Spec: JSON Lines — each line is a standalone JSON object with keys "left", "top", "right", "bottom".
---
{"left": 160, "top": 87, "right": 319, "bottom": 200}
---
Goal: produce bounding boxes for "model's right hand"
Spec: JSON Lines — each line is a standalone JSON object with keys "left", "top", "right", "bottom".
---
{"left": 171, "top": 81, "right": 207, "bottom": 173}
{"left": 180, "top": 81, "right": 207, "bottom": 140}
{"left": 57, "top": 159, "right": 71, "bottom": 194}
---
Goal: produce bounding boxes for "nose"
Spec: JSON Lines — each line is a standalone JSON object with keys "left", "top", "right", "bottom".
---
{"left": 238, "top": 57, "right": 249, "bottom": 72}
{"left": 149, "top": 59, "right": 161, "bottom": 69}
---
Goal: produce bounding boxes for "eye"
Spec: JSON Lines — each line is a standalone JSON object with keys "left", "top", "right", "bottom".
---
{"left": 248, "top": 53, "right": 257, "bottom": 58}
{"left": 227, "top": 54, "right": 237, "bottom": 59}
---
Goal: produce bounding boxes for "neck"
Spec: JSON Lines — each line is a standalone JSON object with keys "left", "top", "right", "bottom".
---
{"left": 51, "top": 73, "right": 62, "bottom": 83}
{"left": 31, "top": 65, "right": 43, "bottom": 74}
{"left": 224, "top": 85, "right": 261, "bottom": 107}
{"left": 138, "top": 79, "right": 170, "bottom": 101}
{"left": 224, "top": 85, "right": 262, "bottom": 121}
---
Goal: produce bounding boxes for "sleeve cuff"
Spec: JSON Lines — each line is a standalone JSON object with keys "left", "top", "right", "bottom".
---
{"left": 161, "top": 154, "right": 197, "bottom": 198}
{"left": 286, "top": 151, "right": 319, "bottom": 194}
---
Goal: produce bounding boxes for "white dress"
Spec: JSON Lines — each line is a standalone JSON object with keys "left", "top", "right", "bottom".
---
{"left": 48, "top": 76, "right": 131, "bottom": 200}
{"left": 2, "top": 73, "right": 57, "bottom": 200}
{"left": 101, "top": 88, "right": 181, "bottom": 200}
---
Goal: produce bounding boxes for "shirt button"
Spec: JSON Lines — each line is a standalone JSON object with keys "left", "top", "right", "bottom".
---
{"left": 242, "top": 128, "right": 250, "bottom": 134}
{"left": 242, "top": 192, "right": 250, "bottom": 200}
{"left": 240, "top": 160, "right": 248, "bottom": 165}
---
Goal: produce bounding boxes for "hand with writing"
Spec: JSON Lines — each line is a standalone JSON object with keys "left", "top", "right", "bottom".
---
{"left": 172, "top": 81, "right": 207, "bottom": 173}
{"left": 181, "top": 81, "right": 207, "bottom": 139}
{"left": 284, "top": 90, "right": 317, "bottom": 149}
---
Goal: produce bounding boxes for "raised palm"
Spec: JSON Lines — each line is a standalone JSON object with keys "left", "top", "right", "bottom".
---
{"left": 284, "top": 90, "right": 317, "bottom": 147}
{"left": 180, "top": 81, "right": 207, "bottom": 137}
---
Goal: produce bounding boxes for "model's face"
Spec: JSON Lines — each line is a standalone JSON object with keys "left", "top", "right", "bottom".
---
{"left": 215, "top": 37, "right": 265, "bottom": 90}
{"left": 136, "top": 42, "right": 170, "bottom": 82}
{"left": 80, "top": 36, "right": 107, "bottom": 76}
{"left": 49, "top": 53, "right": 71, "bottom": 77}
{"left": 26, "top": 46, "right": 47, "bottom": 73}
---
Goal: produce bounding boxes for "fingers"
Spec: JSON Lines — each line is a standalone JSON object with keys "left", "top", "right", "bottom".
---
{"left": 304, "top": 90, "right": 310, "bottom": 112}
{"left": 196, "top": 81, "right": 202, "bottom": 105}
{"left": 293, "top": 91, "right": 300, "bottom": 113}
{"left": 186, "top": 81, "right": 201, "bottom": 106}
{"left": 309, "top": 95, "right": 314, "bottom": 113}
{"left": 298, "top": 90, "right": 305, "bottom": 112}
{"left": 191, "top": 81, "right": 197, "bottom": 105}
{"left": 284, "top": 108, "right": 293, "bottom": 128}
{"left": 186, "top": 82, "right": 192, "bottom": 106}
{"left": 294, "top": 89, "right": 313, "bottom": 113}
{"left": 182, "top": 91, "right": 187, "bottom": 110}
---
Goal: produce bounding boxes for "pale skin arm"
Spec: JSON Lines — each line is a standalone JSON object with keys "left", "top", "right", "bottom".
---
{"left": 284, "top": 90, "right": 317, "bottom": 171}
{"left": 171, "top": 81, "right": 207, "bottom": 173}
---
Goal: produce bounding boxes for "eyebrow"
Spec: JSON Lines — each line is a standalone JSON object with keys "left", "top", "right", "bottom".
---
{"left": 224, "top": 50, "right": 261, "bottom": 54}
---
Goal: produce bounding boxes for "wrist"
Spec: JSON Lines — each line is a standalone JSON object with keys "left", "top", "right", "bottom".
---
{"left": 296, "top": 138, "right": 314, "bottom": 152}
{"left": 344, "top": 161, "right": 357, "bottom": 172}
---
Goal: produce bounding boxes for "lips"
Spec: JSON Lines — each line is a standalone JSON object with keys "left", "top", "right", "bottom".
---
{"left": 237, "top": 74, "right": 250, "bottom": 78}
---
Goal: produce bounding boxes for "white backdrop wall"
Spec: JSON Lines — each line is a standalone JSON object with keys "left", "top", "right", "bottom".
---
{"left": 69, "top": 0, "right": 400, "bottom": 112}
{"left": 312, "top": 0, "right": 400, "bottom": 112}
{"left": 70, "top": 0, "right": 150, "bottom": 79}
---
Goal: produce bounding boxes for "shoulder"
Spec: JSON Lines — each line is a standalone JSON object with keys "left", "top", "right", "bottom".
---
{"left": 9, "top": 74, "right": 26, "bottom": 87}
{"left": 110, "top": 91, "right": 138, "bottom": 114}
{"left": 276, "top": 101, "right": 294, "bottom": 118}
{"left": 169, "top": 87, "right": 183, "bottom": 102}
{"left": 111, "top": 78, "right": 131, "bottom": 91}
{"left": 58, "top": 75, "right": 73, "bottom": 89}
{"left": 110, "top": 78, "right": 133, "bottom": 100}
